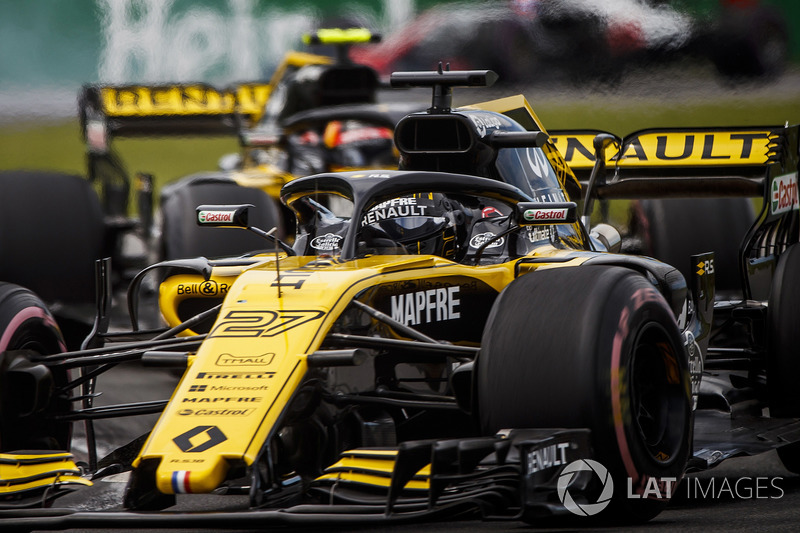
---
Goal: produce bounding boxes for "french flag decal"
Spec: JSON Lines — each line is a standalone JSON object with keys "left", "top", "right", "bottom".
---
{"left": 172, "top": 471, "right": 192, "bottom": 493}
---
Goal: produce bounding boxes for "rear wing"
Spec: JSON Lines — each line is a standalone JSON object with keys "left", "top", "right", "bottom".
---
{"left": 550, "top": 126, "right": 786, "bottom": 197}
{"left": 78, "top": 51, "right": 336, "bottom": 153}
{"left": 79, "top": 82, "right": 272, "bottom": 151}
{"left": 553, "top": 125, "right": 799, "bottom": 301}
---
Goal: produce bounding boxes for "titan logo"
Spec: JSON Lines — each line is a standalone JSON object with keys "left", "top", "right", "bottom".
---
{"left": 173, "top": 425, "right": 227, "bottom": 453}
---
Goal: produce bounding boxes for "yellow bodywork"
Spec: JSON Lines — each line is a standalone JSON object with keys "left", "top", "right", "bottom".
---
{"left": 0, "top": 452, "right": 92, "bottom": 496}
{"left": 142, "top": 248, "right": 591, "bottom": 495}
{"left": 316, "top": 449, "right": 430, "bottom": 491}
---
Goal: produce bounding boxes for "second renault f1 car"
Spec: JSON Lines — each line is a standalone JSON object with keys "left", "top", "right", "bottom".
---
{"left": 1, "top": 68, "right": 799, "bottom": 529}
{"left": 79, "top": 28, "right": 421, "bottom": 264}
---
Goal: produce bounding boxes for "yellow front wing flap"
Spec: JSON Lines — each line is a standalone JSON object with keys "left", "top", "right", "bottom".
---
{"left": 0, "top": 452, "right": 92, "bottom": 496}
{"left": 315, "top": 449, "right": 430, "bottom": 491}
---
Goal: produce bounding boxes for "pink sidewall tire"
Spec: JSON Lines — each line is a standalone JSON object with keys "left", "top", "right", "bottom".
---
{"left": 478, "top": 266, "right": 692, "bottom": 523}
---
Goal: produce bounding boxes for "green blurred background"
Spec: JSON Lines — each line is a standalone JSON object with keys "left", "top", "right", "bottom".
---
{"left": 2, "top": 0, "right": 799, "bottom": 191}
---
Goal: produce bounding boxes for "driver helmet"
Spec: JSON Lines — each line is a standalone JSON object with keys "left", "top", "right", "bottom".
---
{"left": 361, "top": 193, "right": 464, "bottom": 259}
{"left": 323, "top": 120, "right": 396, "bottom": 169}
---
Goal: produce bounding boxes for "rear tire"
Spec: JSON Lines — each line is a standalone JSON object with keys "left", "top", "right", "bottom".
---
{"left": 478, "top": 266, "right": 691, "bottom": 522}
{"left": 628, "top": 198, "right": 754, "bottom": 297}
{"left": 0, "top": 283, "right": 70, "bottom": 451}
{"left": 767, "top": 244, "right": 800, "bottom": 419}
{"left": 159, "top": 175, "right": 284, "bottom": 260}
{"left": 771, "top": 245, "right": 800, "bottom": 471}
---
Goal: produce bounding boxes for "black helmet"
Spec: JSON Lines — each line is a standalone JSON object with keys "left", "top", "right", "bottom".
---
{"left": 361, "top": 193, "right": 462, "bottom": 259}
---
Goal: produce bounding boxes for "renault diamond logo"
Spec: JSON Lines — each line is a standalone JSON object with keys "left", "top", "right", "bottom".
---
{"left": 173, "top": 425, "right": 227, "bottom": 453}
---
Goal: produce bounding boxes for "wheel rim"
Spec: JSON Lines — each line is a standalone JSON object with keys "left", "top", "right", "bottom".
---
{"left": 629, "top": 322, "right": 687, "bottom": 465}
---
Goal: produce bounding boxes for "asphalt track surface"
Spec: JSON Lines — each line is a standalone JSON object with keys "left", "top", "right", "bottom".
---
{"left": 25, "top": 65, "right": 800, "bottom": 532}
{"left": 42, "top": 361, "right": 800, "bottom": 533}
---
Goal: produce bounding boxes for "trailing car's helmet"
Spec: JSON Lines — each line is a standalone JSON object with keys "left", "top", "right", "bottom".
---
{"left": 361, "top": 193, "right": 463, "bottom": 259}
{"left": 323, "top": 119, "right": 396, "bottom": 169}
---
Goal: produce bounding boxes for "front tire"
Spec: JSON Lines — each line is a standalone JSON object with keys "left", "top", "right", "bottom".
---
{"left": 478, "top": 266, "right": 691, "bottom": 522}
{"left": 0, "top": 283, "right": 71, "bottom": 451}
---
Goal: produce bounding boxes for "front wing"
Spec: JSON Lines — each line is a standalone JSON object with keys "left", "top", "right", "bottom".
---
{"left": 0, "top": 429, "right": 594, "bottom": 529}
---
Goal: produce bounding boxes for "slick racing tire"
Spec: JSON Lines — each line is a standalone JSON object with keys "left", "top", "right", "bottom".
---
{"left": 160, "top": 175, "right": 284, "bottom": 260}
{"left": 767, "top": 244, "right": 800, "bottom": 420}
{"left": 0, "top": 171, "right": 106, "bottom": 304}
{"left": 0, "top": 283, "right": 70, "bottom": 451}
{"left": 768, "top": 245, "right": 800, "bottom": 473}
{"left": 478, "top": 266, "right": 692, "bottom": 523}
{"left": 628, "top": 198, "right": 754, "bottom": 297}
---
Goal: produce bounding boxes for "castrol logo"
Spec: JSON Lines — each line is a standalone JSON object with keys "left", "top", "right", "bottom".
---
{"left": 198, "top": 211, "right": 234, "bottom": 224}
{"left": 771, "top": 173, "right": 799, "bottom": 215}
{"left": 523, "top": 208, "right": 568, "bottom": 222}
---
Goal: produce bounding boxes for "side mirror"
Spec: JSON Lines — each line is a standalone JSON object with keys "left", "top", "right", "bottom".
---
{"left": 196, "top": 204, "right": 253, "bottom": 228}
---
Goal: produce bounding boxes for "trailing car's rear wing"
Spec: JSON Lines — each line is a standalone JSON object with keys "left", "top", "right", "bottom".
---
{"left": 549, "top": 126, "right": 789, "bottom": 199}
{"left": 79, "top": 82, "right": 271, "bottom": 151}
{"left": 78, "top": 50, "right": 336, "bottom": 153}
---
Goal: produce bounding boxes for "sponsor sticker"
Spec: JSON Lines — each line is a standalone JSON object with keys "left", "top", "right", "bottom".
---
{"left": 526, "top": 226, "right": 552, "bottom": 243}
{"left": 468, "top": 113, "right": 504, "bottom": 137}
{"left": 390, "top": 286, "right": 460, "bottom": 326}
{"left": 177, "top": 408, "right": 255, "bottom": 416}
{"left": 177, "top": 280, "right": 228, "bottom": 296}
{"left": 361, "top": 197, "right": 429, "bottom": 226}
{"left": 189, "top": 384, "right": 270, "bottom": 392}
{"left": 526, "top": 442, "right": 570, "bottom": 474}
{"left": 197, "top": 210, "right": 234, "bottom": 224}
{"left": 196, "top": 371, "right": 274, "bottom": 379}
{"left": 310, "top": 233, "right": 343, "bottom": 251}
{"left": 215, "top": 352, "right": 275, "bottom": 367}
{"left": 181, "top": 396, "right": 262, "bottom": 403}
{"left": 523, "top": 208, "right": 568, "bottom": 222}
{"left": 770, "top": 172, "right": 799, "bottom": 215}
{"left": 469, "top": 232, "right": 504, "bottom": 249}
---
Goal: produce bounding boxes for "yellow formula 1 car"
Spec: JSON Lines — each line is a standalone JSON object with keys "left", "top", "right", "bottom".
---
{"left": 79, "top": 28, "right": 420, "bottom": 262}
{"left": 2, "top": 69, "right": 799, "bottom": 529}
